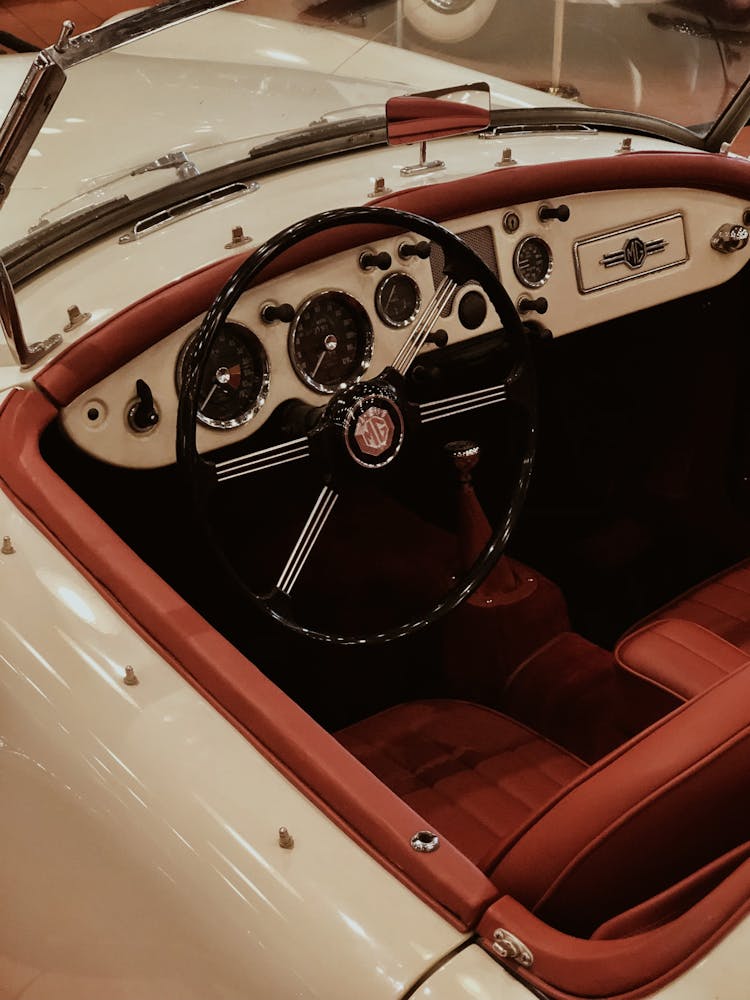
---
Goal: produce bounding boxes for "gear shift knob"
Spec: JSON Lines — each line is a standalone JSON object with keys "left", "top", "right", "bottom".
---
{"left": 445, "top": 440, "right": 480, "bottom": 483}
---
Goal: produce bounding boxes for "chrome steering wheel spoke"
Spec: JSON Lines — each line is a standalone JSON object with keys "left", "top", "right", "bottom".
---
{"left": 418, "top": 383, "right": 508, "bottom": 424}
{"left": 214, "top": 436, "right": 310, "bottom": 484}
{"left": 275, "top": 484, "right": 339, "bottom": 596}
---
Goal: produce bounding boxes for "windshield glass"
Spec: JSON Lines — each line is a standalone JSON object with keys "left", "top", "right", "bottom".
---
{"left": 1, "top": 0, "right": 750, "bottom": 246}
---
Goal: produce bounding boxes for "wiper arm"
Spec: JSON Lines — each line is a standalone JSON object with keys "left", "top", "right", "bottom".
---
{"left": 131, "top": 150, "right": 200, "bottom": 179}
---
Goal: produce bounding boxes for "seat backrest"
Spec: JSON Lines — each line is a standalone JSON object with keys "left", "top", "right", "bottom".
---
{"left": 490, "top": 660, "right": 750, "bottom": 937}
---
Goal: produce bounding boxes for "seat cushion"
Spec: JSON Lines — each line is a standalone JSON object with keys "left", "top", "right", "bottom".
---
{"left": 640, "top": 557, "right": 750, "bottom": 652}
{"left": 337, "top": 700, "right": 585, "bottom": 872}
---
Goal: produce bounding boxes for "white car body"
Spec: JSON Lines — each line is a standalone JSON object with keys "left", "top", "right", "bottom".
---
{"left": 3, "top": 5, "right": 750, "bottom": 999}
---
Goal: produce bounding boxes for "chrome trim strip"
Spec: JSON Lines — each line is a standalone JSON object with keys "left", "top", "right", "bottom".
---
{"left": 52, "top": 0, "right": 242, "bottom": 71}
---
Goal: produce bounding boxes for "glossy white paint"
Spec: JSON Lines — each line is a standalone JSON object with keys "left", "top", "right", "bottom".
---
{"left": 413, "top": 926, "right": 750, "bottom": 1000}
{"left": 0, "top": 475, "right": 467, "bottom": 999}
{"left": 2, "top": 11, "right": 750, "bottom": 998}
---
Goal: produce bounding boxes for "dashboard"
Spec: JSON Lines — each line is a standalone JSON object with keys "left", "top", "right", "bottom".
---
{"left": 59, "top": 185, "right": 750, "bottom": 469}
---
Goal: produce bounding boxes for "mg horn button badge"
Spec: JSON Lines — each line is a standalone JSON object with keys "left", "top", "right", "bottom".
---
{"left": 344, "top": 395, "right": 405, "bottom": 469}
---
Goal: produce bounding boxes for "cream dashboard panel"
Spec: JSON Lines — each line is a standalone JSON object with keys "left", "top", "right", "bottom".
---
{"left": 59, "top": 230, "right": 496, "bottom": 469}
{"left": 481, "top": 185, "right": 750, "bottom": 335}
{"left": 60, "top": 184, "right": 750, "bottom": 469}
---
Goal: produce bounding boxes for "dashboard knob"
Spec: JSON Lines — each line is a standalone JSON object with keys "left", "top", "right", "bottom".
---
{"left": 359, "top": 250, "right": 392, "bottom": 271}
{"left": 261, "top": 302, "right": 295, "bottom": 324}
{"left": 399, "top": 240, "right": 431, "bottom": 260}
{"left": 518, "top": 296, "right": 548, "bottom": 315}
{"left": 426, "top": 329, "right": 448, "bottom": 348}
{"left": 711, "top": 223, "right": 749, "bottom": 254}
{"left": 538, "top": 203, "right": 570, "bottom": 223}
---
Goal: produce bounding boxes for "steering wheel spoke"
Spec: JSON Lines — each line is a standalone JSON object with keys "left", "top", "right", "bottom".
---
{"left": 275, "top": 484, "right": 339, "bottom": 596}
{"left": 215, "top": 436, "right": 310, "bottom": 484}
{"left": 419, "top": 382, "right": 508, "bottom": 424}
{"left": 391, "top": 274, "right": 459, "bottom": 375}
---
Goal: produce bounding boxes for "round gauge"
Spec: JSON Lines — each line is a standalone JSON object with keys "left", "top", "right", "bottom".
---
{"left": 375, "top": 272, "right": 421, "bottom": 328}
{"left": 178, "top": 321, "right": 269, "bottom": 430}
{"left": 289, "top": 290, "right": 373, "bottom": 394}
{"left": 513, "top": 235, "right": 553, "bottom": 289}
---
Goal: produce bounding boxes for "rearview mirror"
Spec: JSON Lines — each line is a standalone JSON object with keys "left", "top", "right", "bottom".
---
{"left": 385, "top": 82, "right": 490, "bottom": 146}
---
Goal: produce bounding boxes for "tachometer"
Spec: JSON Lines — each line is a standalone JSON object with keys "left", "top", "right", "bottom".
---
{"left": 177, "top": 321, "right": 269, "bottom": 430}
{"left": 513, "top": 235, "right": 553, "bottom": 288}
{"left": 289, "top": 290, "right": 373, "bottom": 394}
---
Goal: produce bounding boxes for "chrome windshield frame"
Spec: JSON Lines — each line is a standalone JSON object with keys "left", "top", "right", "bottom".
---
{"left": 0, "top": 0, "right": 240, "bottom": 212}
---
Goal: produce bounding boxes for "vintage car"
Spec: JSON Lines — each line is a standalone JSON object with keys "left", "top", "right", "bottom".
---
{"left": 4, "top": 1, "right": 750, "bottom": 997}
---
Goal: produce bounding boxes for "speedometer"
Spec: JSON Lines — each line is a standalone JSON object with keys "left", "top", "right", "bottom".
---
{"left": 289, "top": 290, "right": 373, "bottom": 394}
{"left": 177, "top": 322, "right": 269, "bottom": 430}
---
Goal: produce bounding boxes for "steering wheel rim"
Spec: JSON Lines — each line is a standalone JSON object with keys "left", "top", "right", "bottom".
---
{"left": 176, "top": 204, "right": 536, "bottom": 645}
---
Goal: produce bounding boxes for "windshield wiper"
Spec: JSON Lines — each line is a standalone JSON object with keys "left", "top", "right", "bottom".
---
{"left": 248, "top": 116, "right": 386, "bottom": 158}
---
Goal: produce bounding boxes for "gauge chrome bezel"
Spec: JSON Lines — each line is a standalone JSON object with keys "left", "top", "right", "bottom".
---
{"left": 374, "top": 272, "right": 421, "bottom": 329}
{"left": 176, "top": 321, "right": 270, "bottom": 431}
{"left": 513, "top": 235, "right": 553, "bottom": 289}
{"left": 288, "top": 288, "right": 374, "bottom": 395}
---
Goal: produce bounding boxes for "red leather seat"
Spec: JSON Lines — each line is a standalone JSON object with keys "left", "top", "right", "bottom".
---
{"left": 639, "top": 556, "right": 750, "bottom": 651}
{"left": 337, "top": 700, "right": 585, "bottom": 872}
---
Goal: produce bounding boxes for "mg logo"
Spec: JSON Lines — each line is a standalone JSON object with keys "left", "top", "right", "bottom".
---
{"left": 354, "top": 407, "right": 394, "bottom": 457}
{"left": 623, "top": 237, "right": 646, "bottom": 269}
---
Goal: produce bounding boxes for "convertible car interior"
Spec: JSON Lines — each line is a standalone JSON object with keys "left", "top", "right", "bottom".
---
{"left": 6, "top": 144, "right": 750, "bottom": 996}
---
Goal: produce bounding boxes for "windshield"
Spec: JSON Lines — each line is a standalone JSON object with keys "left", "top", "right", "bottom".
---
{"left": 1, "top": 0, "right": 750, "bottom": 246}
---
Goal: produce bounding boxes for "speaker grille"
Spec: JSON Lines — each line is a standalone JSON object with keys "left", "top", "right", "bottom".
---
{"left": 429, "top": 225, "right": 499, "bottom": 315}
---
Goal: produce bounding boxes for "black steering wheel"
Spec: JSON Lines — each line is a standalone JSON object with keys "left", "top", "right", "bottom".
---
{"left": 176, "top": 205, "right": 536, "bottom": 644}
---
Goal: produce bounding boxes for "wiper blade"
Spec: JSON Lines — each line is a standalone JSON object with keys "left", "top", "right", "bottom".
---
{"left": 3, "top": 196, "right": 130, "bottom": 268}
{"left": 248, "top": 116, "right": 386, "bottom": 158}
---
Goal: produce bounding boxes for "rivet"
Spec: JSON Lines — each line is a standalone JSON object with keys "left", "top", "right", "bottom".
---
{"left": 368, "top": 177, "right": 392, "bottom": 198}
{"left": 1, "top": 535, "right": 14, "bottom": 554}
{"left": 278, "top": 826, "right": 295, "bottom": 849}
{"left": 123, "top": 665, "right": 139, "bottom": 686}
{"left": 617, "top": 137, "right": 632, "bottom": 154}
{"left": 64, "top": 304, "right": 91, "bottom": 332}
{"left": 225, "top": 226, "right": 251, "bottom": 249}
{"left": 484, "top": 597, "right": 493, "bottom": 605}
{"left": 496, "top": 147, "right": 516, "bottom": 167}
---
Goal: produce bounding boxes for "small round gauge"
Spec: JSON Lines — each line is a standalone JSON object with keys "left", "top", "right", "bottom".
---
{"left": 513, "top": 235, "right": 553, "bottom": 289}
{"left": 289, "top": 290, "right": 373, "bottom": 394}
{"left": 375, "top": 272, "right": 421, "bottom": 328}
{"left": 178, "top": 321, "right": 269, "bottom": 430}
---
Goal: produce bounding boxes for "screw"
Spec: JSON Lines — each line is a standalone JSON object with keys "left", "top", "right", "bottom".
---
{"left": 1, "top": 536, "right": 14, "bottom": 555}
{"left": 278, "top": 826, "right": 295, "bottom": 849}
{"left": 617, "top": 137, "right": 632, "bottom": 154}
{"left": 123, "top": 665, "right": 139, "bottom": 686}
{"left": 496, "top": 147, "right": 516, "bottom": 167}
{"left": 64, "top": 304, "right": 91, "bottom": 332}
